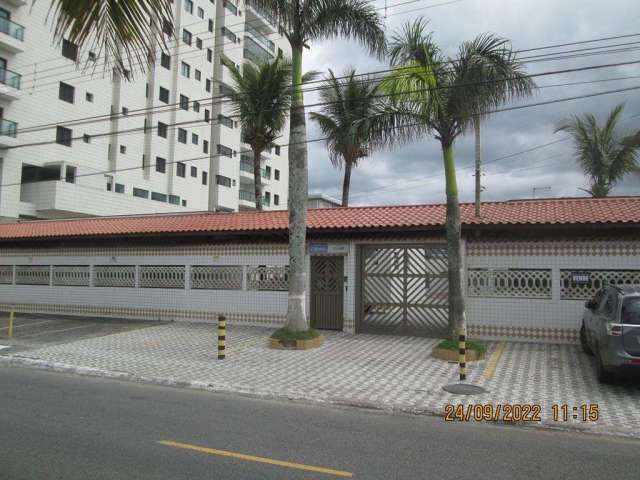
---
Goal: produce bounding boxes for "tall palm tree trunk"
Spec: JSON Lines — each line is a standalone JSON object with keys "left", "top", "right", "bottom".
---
{"left": 341, "top": 159, "right": 353, "bottom": 207}
{"left": 474, "top": 115, "right": 481, "bottom": 218}
{"left": 285, "top": 45, "right": 309, "bottom": 331}
{"left": 442, "top": 142, "right": 466, "bottom": 340}
{"left": 253, "top": 148, "right": 263, "bottom": 211}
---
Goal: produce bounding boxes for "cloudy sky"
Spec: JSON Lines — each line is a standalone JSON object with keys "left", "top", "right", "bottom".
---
{"left": 301, "top": 0, "right": 640, "bottom": 206}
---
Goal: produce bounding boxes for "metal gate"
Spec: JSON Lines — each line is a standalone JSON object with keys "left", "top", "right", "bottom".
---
{"left": 310, "top": 256, "right": 344, "bottom": 330}
{"left": 358, "top": 245, "right": 449, "bottom": 337}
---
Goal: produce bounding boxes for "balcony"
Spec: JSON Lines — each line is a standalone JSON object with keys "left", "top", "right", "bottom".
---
{"left": 239, "top": 189, "right": 270, "bottom": 209}
{"left": 245, "top": 23, "right": 275, "bottom": 54}
{"left": 0, "top": 67, "right": 21, "bottom": 100}
{"left": 240, "top": 157, "right": 270, "bottom": 184}
{"left": 243, "top": 36, "right": 274, "bottom": 65}
{"left": 245, "top": 0, "right": 278, "bottom": 32}
{"left": 0, "top": 118, "right": 18, "bottom": 147}
{"left": 0, "top": 18, "right": 25, "bottom": 53}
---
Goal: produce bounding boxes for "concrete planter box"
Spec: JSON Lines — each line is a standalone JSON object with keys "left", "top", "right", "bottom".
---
{"left": 269, "top": 335, "right": 324, "bottom": 350}
{"left": 431, "top": 347, "right": 485, "bottom": 362}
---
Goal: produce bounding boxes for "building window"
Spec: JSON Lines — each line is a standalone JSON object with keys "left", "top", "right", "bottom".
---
{"left": 176, "top": 162, "right": 186, "bottom": 178}
{"left": 217, "top": 144, "right": 233, "bottom": 158}
{"left": 62, "top": 39, "right": 79, "bottom": 61}
{"left": 190, "top": 166, "right": 197, "bottom": 177}
{"left": 221, "top": 27, "right": 236, "bottom": 43}
{"left": 195, "top": 69, "right": 201, "bottom": 81}
{"left": 121, "top": 107, "right": 129, "bottom": 116}
{"left": 207, "top": 48, "right": 212, "bottom": 62}
{"left": 157, "top": 122, "right": 167, "bottom": 138}
{"left": 185, "top": 0, "right": 193, "bottom": 14}
{"left": 208, "top": 19, "right": 214, "bottom": 33}
{"left": 197, "top": 6, "right": 204, "bottom": 18}
{"left": 169, "top": 195, "right": 181, "bottom": 205}
{"left": 205, "top": 79, "right": 211, "bottom": 92}
{"left": 196, "top": 38, "right": 203, "bottom": 50}
{"left": 159, "top": 86, "right": 169, "bottom": 103}
{"left": 65, "top": 165, "right": 76, "bottom": 183}
{"left": 275, "top": 145, "right": 281, "bottom": 156}
{"left": 177, "top": 128, "right": 187, "bottom": 143}
{"left": 88, "top": 51, "right": 97, "bottom": 62}
{"left": 133, "top": 187, "right": 149, "bottom": 199}
{"left": 274, "top": 169, "right": 280, "bottom": 181}
{"left": 218, "top": 114, "right": 234, "bottom": 129}
{"left": 223, "top": 0, "right": 238, "bottom": 15}
{"left": 151, "top": 192, "right": 167, "bottom": 202}
{"left": 203, "top": 140, "right": 209, "bottom": 154}
{"left": 83, "top": 134, "right": 91, "bottom": 143}
{"left": 59, "top": 82, "right": 75, "bottom": 103}
{"left": 181, "top": 61, "right": 190, "bottom": 78}
{"left": 156, "top": 156, "right": 166, "bottom": 173}
{"left": 56, "top": 126, "right": 72, "bottom": 147}
{"left": 274, "top": 194, "right": 280, "bottom": 206}
{"left": 179, "top": 94, "right": 189, "bottom": 110}
{"left": 264, "top": 191, "right": 271, "bottom": 204}
{"left": 86, "top": 92, "right": 94, "bottom": 102}
{"left": 120, "top": 145, "right": 126, "bottom": 154}
{"left": 182, "top": 29, "right": 192, "bottom": 46}
{"left": 193, "top": 101, "right": 200, "bottom": 112}
{"left": 162, "top": 19, "right": 173, "bottom": 36}
{"left": 216, "top": 175, "right": 232, "bottom": 187}
{"left": 115, "top": 183, "right": 125, "bottom": 194}
{"left": 204, "top": 109, "right": 210, "bottom": 122}
{"left": 161, "top": 52, "right": 170, "bottom": 69}
{"left": 202, "top": 171, "right": 208, "bottom": 185}
{"left": 192, "top": 133, "right": 198, "bottom": 145}
{"left": 106, "top": 175, "right": 113, "bottom": 191}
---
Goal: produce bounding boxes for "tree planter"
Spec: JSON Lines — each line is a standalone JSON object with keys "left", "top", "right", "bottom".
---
{"left": 431, "top": 346, "right": 485, "bottom": 362}
{"left": 269, "top": 336, "right": 324, "bottom": 350}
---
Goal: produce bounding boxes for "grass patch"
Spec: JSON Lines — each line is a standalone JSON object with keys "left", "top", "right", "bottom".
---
{"left": 270, "top": 327, "right": 321, "bottom": 341}
{"left": 436, "top": 339, "right": 487, "bottom": 356}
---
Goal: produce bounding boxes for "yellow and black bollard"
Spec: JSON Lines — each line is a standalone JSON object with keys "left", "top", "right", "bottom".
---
{"left": 8, "top": 309, "right": 14, "bottom": 339}
{"left": 459, "top": 330, "right": 466, "bottom": 382}
{"left": 217, "top": 315, "right": 226, "bottom": 360}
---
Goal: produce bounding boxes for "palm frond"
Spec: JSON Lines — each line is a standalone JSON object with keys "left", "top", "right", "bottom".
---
{"left": 47, "top": 0, "right": 173, "bottom": 77}
{"left": 306, "top": 0, "right": 386, "bottom": 57}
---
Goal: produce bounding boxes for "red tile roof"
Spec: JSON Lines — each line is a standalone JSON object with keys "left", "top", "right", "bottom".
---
{"left": 0, "top": 196, "right": 638, "bottom": 241}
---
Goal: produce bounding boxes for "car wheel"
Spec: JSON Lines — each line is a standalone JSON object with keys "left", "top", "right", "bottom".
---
{"left": 580, "top": 324, "right": 593, "bottom": 356}
{"left": 595, "top": 348, "right": 615, "bottom": 384}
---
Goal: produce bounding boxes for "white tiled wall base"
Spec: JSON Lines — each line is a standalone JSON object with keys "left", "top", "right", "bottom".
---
{"left": 0, "top": 238, "right": 638, "bottom": 343}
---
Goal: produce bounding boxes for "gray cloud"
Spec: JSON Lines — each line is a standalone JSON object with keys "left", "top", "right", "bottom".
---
{"left": 304, "top": 0, "right": 640, "bottom": 206}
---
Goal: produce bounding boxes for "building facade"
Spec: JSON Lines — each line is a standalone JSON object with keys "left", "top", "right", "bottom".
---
{"left": 0, "top": 197, "right": 639, "bottom": 344}
{"left": 0, "top": 0, "right": 290, "bottom": 221}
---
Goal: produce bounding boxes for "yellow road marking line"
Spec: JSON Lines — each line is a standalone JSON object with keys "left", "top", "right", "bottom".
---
{"left": 483, "top": 342, "right": 506, "bottom": 380}
{"left": 158, "top": 440, "right": 353, "bottom": 478}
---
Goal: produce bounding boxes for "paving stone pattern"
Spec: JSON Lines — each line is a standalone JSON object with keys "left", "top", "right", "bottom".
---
{"left": 10, "top": 323, "right": 640, "bottom": 437}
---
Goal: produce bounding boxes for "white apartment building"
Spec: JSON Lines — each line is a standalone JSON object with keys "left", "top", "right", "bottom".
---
{"left": 0, "top": 0, "right": 290, "bottom": 221}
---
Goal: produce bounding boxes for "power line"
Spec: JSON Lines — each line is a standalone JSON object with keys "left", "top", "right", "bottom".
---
{"left": 3, "top": 84, "right": 639, "bottom": 189}
{"left": 11, "top": 57, "right": 640, "bottom": 139}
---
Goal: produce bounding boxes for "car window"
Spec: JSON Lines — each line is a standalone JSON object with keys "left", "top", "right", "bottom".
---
{"left": 621, "top": 297, "right": 640, "bottom": 324}
{"left": 599, "top": 290, "right": 618, "bottom": 319}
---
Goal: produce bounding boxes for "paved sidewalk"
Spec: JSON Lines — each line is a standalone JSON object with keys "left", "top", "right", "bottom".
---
{"left": 3, "top": 322, "right": 640, "bottom": 438}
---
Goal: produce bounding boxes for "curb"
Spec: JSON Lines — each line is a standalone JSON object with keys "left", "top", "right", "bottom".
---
{"left": 1, "top": 354, "right": 637, "bottom": 441}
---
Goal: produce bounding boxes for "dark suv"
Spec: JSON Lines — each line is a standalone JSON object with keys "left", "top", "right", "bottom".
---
{"left": 580, "top": 285, "right": 640, "bottom": 383}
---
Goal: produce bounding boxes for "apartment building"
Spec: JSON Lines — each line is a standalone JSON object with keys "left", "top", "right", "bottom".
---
{"left": 0, "top": 0, "right": 290, "bottom": 221}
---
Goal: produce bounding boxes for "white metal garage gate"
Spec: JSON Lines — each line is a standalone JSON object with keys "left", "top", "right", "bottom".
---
{"left": 358, "top": 244, "right": 449, "bottom": 337}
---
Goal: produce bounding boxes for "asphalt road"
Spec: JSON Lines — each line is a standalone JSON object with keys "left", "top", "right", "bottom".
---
{"left": 1, "top": 366, "right": 639, "bottom": 480}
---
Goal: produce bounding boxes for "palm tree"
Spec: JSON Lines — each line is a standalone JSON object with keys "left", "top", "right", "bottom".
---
{"left": 48, "top": 0, "right": 173, "bottom": 75}
{"left": 556, "top": 104, "right": 640, "bottom": 197}
{"left": 382, "top": 19, "right": 535, "bottom": 339}
{"left": 310, "top": 68, "right": 392, "bottom": 207}
{"left": 255, "top": 0, "right": 386, "bottom": 332}
{"left": 227, "top": 59, "right": 292, "bottom": 210}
